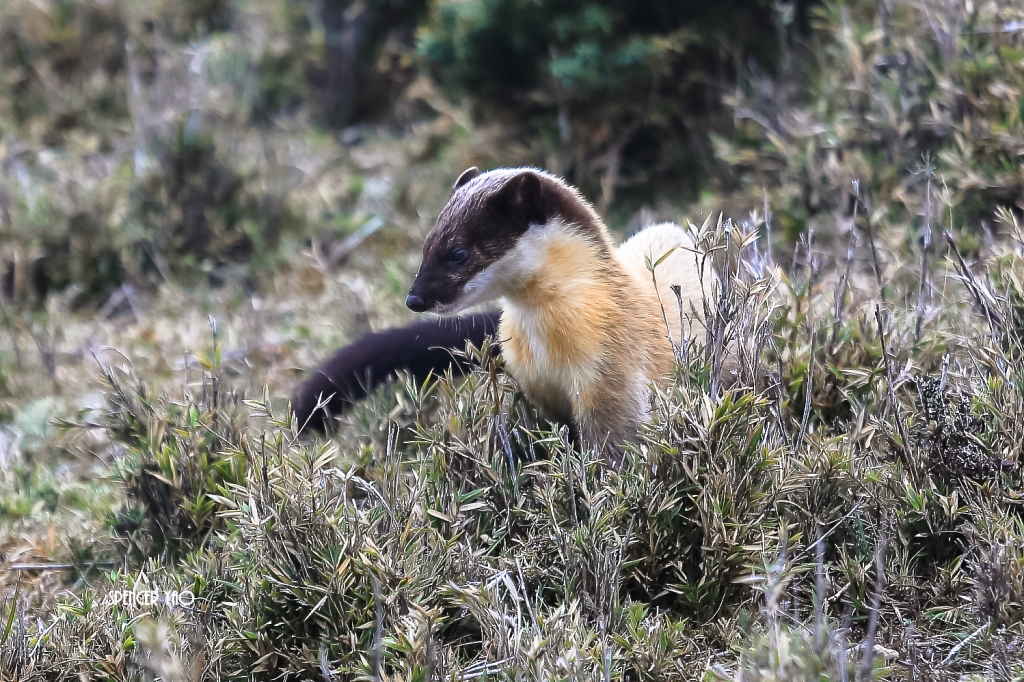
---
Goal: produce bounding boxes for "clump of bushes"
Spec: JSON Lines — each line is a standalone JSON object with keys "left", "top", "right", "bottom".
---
{"left": 0, "top": 0, "right": 306, "bottom": 307}
{"left": 418, "top": 0, "right": 781, "bottom": 209}
{"left": 251, "top": 0, "right": 431, "bottom": 127}
{"left": 5, "top": 211, "right": 1024, "bottom": 679}
{"left": 133, "top": 119, "right": 303, "bottom": 287}
{"left": 719, "top": 0, "right": 1024, "bottom": 242}
{"left": 95, "top": 326, "right": 249, "bottom": 562}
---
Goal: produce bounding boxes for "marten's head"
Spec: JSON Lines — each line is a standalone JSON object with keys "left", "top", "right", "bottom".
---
{"left": 407, "top": 167, "right": 603, "bottom": 314}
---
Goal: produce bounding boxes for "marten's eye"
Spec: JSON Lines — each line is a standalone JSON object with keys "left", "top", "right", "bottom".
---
{"left": 448, "top": 248, "right": 468, "bottom": 264}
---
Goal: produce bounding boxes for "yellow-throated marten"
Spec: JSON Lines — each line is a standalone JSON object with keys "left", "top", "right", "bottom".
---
{"left": 405, "top": 167, "right": 711, "bottom": 454}
{"left": 294, "top": 167, "right": 718, "bottom": 454}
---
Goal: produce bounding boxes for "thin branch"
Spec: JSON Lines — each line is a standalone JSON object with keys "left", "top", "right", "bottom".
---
{"left": 945, "top": 230, "right": 1003, "bottom": 339}
{"left": 328, "top": 215, "right": 386, "bottom": 265}
{"left": 831, "top": 193, "right": 859, "bottom": 349}
{"left": 794, "top": 229, "right": 817, "bottom": 456}
{"left": 858, "top": 183, "right": 887, "bottom": 304}
{"left": 915, "top": 153, "right": 933, "bottom": 342}
{"left": 561, "top": 426, "right": 580, "bottom": 525}
{"left": 371, "top": 577, "right": 383, "bottom": 682}
{"left": 0, "top": 291, "right": 21, "bottom": 369}
{"left": 710, "top": 219, "right": 735, "bottom": 399}
{"left": 941, "top": 622, "right": 989, "bottom": 665}
{"left": 874, "top": 305, "right": 920, "bottom": 488}
{"left": 23, "top": 315, "right": 56, "bottom": 388}
{"left": 859, "top": 532, "right": 888, "bottom": 682}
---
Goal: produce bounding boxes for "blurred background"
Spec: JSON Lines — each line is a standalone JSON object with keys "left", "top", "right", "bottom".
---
{"left": 1, "top": 0, "right": 1023, "bottom": 675}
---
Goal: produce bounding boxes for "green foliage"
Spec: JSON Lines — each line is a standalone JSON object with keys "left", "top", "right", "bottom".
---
{"left": 6, "top": 0, "right": 1024, "bottom": 679}
{"left": 719, "top": 0, "right": 1024, "bottom": 237}
{"left": 7, "top": 213, "right": 1024, "bottom": 679}
{"left": 419, "top": 0, "right": 776, "bottom": 206}
{"left": 96, "top": 328, "right": 249, "bottom": 562}
{"left": 134, "top": 119, "right": 302, "bottom": 286}
{"left": 420, "top": 0, "right": 743, "bottom": 99}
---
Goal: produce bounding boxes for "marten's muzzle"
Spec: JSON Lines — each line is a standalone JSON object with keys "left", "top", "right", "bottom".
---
{"left": 406, "top": 293, "right": 429, "bottom": 312}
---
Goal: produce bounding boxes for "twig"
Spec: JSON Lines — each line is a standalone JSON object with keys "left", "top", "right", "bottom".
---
{"left": 97, "top": 285, "right": 143, "bottom": 322}
{"left": 813, "top": 523, "right": 826, "bottom": 654}
{"left": 769, "top": 338, "right": 790, "bottom": 444}
{"left": 462, "top": 659, "right": 515, "bottom": 680}
{"left": 794, "top": 501, "right": 864, "bottom": 564}
{"left": 0, "top": 291, "right": 21, "bottom": 369}
{"left": 515, "top": 558, "right": 540, "bottom": 632}
{"left": 831, "top": 197, "right": 858, "bottom": 349}
{"left": 941, "top": 622, "right": 988, "bottom": 665}
{"left": 858, "top": 532, "right": 887, "bottom": 682}
{"left": 371, "top": 577, "right": 383, "bottom": 682}
{"left": 945, "top": 231, "right": 1003, "bottom": 340}
{"left": 874, "top": 305, "right": 919, "bottom": 487}
{"left": 649, "top": 248, "right": 680, "bottom": 359}
{"left": 561, "top": 426, "right": 580, "bottom": 525}
{"left": 142, "top": 241, "right": 175, "bottom": 286}
{"left": 710, "top": 218, "right": 735, "bottom": 399}
{"left": 794, "top": 229, "right": 817, "bottom": 455}
{"left": 23, "top": 315, "right": 56, "bottom": 387}
{"left": 671, "top": 284, "right": 688, "bottom": 368}
{"left": 320, "top": 637, "right": 336, "bottom": 682}
{"left": 328, "top": 215, "right": 385, "bottom": 265}
{"left": 915, "top": 153, "right": 933, "bottom": 342}
{"left": 839, "top": 603, "right": 852, "bottom": 682}
{"left": 855, "top": 181, "right": 887, "bottom": 304}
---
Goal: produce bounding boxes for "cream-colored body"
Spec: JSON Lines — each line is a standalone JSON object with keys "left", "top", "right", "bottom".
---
{"left": 478, "top": 220, "right": 707, "bottom": 452}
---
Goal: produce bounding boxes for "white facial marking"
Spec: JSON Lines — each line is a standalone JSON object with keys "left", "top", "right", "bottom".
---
{"left": 437, "top": 218, "right": 567, "bottom": 314}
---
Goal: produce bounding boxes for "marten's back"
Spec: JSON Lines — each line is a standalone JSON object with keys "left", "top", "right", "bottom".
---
{"left": 615, "top": 222, "right": 707, "bottom": 348}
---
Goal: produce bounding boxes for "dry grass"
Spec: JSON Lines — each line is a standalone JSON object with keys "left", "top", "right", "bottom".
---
{"left": 5, "top": 208, "right": 1024, "bottom": 679}
{"left": 2, "top": 0, "right": 1024, "bottom": 679}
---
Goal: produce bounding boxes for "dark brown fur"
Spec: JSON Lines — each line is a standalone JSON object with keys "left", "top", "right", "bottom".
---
{"left": 292, "top": 312, "right": 500, "bottom": 432}
{"left": 407, "top": 168, "right": 610, "bottom": 310}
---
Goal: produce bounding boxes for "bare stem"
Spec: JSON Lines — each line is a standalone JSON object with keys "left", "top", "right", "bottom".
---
{"left": 855, "top": 181, "right": 887, "bottom": 304}
{"left": 794, "top": 229, "right": 816, "bottom": 456}
{"left": 859, "top": 532, "right": 888, "bottom": 682}
{"left": 874, "top": 305, "right": 919, "bottom": 488}
{"left": 915, "top": 153, "right": 933, "bottom": 342}
{"left": 945, "top": 230, "right": 1002, "bottom": 343}
{"left": 0, "top": 292, "right": 21, "bottom": 369}
{"left": 710, "top": 219, "right": 735, "bottom": 399}
{"left": 831, "top": 189, "right": 859, "bottom": 349}
{"left": 24, "top": 315, "right": 56, "bottom": 388}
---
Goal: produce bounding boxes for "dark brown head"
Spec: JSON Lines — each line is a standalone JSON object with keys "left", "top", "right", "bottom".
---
{"left": 406, "top": 167, "right": 603, "bottom": 314}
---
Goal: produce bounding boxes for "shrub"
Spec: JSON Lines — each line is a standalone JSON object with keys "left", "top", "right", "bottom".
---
{"left": 719, "top": 0, "right": 1024, "bottom": 240}
{"left": 4, "top": 209, "right": 1021, "bottom": 679}
{"left": 133, "top": 119, "right": 303, "bottom": 287}
{"left": 418, "top": 0, "right": 780, "bottom": 210}
{"left": 0, "top": 1, "right": 306, "bottom": 306}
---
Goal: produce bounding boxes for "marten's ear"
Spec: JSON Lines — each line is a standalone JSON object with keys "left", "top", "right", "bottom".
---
{"left": 452, "top": 167, "right": 480, "bottom": 194}
{"left": 489, "top": 171, "right": 546, "bottom": 226}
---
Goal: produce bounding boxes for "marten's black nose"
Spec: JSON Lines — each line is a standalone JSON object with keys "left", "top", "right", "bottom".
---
{"left": 406, "top": 294, "right": 428, "bottom": 312}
